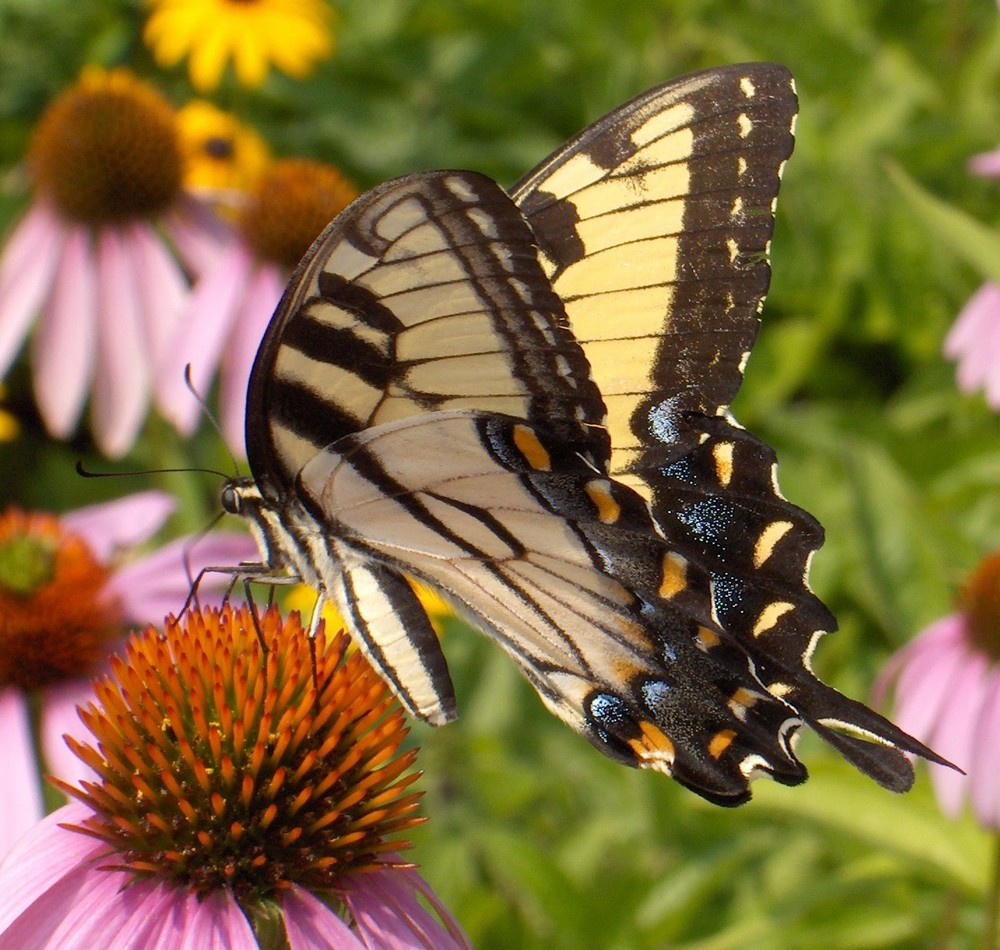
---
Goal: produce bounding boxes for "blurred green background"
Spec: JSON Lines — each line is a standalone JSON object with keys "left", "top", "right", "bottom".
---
{"left": 2, "top": 0, "right": 1000, "bottom": 946}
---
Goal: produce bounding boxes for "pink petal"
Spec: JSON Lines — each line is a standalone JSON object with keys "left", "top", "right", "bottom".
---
{"left": 0, "top": 687, "right": 44, "bottom": 858}
{"left": 0, "top": 203, "right": 68, "bottom": 376}
{"left": 0, "top": 802, "right": 103, "bottom": 936}
{"left": 282, "top": 886, "right": 365, "bottom": 949}
{"left": 171, "top": 887, "right": 256, "bottom": 950}
{"left": 92, "top": 227, "right": 152, "bottom": 457}
{"left": 926, "top": 651, "right": 990, "bottom": 817}
{"left": 969, "top": 669, "right": 1000, "bottom": 831}
{"left": 125, "top": 220, "right": 189, "bottom": 368}
{"left": 220, "top": 260, "right": 285, "bottom": 456}
{"left": 62, "top": 490, "right": 175, "bottom": 561}
{"left": 346, "top": 867, "right": 471, "bottom": 950}
{"left": 943, "top": 282, "right": 1000, "bottom": 359}
{"left": 31, "top": 224, "right": 97, "bottom": 437}
{"left": 40, "top": 678, "right": 101, "bottom": 790}
{"left": 157, "top": 244, "right": 252, "bottom": 436}
{"left": 888, "top": 616, "right": 967, "bottom": 743}
{"left": 108, "top": 532, "right": 260, "bottom": 625}
{"left": 969, "top": 147, "right": 1000, "bottom": 178}
{"left": 162, "top": 195, "right": 233, "bottom": 278}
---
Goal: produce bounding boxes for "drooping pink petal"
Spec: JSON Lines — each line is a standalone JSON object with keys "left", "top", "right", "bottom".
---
{"left": 969, "top": 147, "right": 1000, "bottom": 178}
{"left": 888, "top": 616, "right": 967, "bottom": 743}
{"left": 346, "top": 867, "right": 471, "bottom": 950}
{"left": 107, "top": 532, "right": 259, "bottom": 625}
{"left": 0, "top": 802, "right": 103, "bottom": 936}
{"left": 62, "top": 490, "right": 175, "bottom": 561}
{"left": 281, "top": 885, "right": 365, "bottom": 950}
{"left": 943, "top": 282, "right": 1000, "bottom": 361}
{"left": 926, "top": 650, "right": 990, "bottom": 817}
{"left": 969, "top": 668, "right": 1000, "bottom": 831}
{"left": 40, "top": 678, "right": 102, "bottom": 790}
{"left": 220, "top": 260, "right": 285, "bottom": 456}
{"left": 92, "top": 227, "right": 152, "bottom": 457}
{"left": 31, "top": 224, "right": 97, "bottom": 437}
{"left": 171, "top": 887, "right": 256, "bottom": 950}
{"left": 126, "top": 220, "right": 189, "bottom": 368}
{"left": 162, "top": 195, "right": 233, "bottom": 278}
{"left": 0, "top": 203, "right": 68, "bottom": 376}
{"left": 157, "top": 243, "right": 253, "bottom": 436}
{"left": 0, "top": 687, "right": 44, "bottom": 857}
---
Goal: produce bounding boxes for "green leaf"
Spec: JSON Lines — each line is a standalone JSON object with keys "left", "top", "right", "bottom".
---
{"left": 887, "top": 162, "right": 1000, "bottom": 284}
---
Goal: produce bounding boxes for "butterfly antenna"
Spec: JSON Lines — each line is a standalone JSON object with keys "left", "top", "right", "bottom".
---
{"left": 76, "top": 459, "right": 233, "bottom": 481}
{"left": 183, "top": 364, "right": 244, "bottom": 478}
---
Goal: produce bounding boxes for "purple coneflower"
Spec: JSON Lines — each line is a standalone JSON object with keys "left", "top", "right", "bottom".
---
{"left": 877, "top": 552, "right": 1000, "bottom": 828}
{"left": 0, "top": 605, "right": 469, "bottom": 948}
{"left": 0, "top": 67, "right": 227, "bottom": 457}
{"left": 0, "top": 491, "right": 257, "bottom": 856}
{"left": 158, "top": 158, "right": 357, "bottom": 454}
{"left": 944, "top": 142, "right": 1000, "bottom": 411}
{"left": 944, "top": 282, "right": 1000, "bottom": 411}
{"left": 877, "top": 552, "right": 1000, "bottom": 946}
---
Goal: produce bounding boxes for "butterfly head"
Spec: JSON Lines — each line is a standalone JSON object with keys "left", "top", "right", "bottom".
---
{"left": 220, "top": 476, "right": 298, "bottom": 575}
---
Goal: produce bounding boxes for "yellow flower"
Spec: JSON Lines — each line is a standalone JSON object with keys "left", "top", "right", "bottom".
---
{"left": 177, "top": 100, "right": 270, "bottom": 200}
{"left": 0, "top": 387, "right": 17, "bottom": 441}
{"left": 144, "top": 0, "right": 335, "bottom": 92}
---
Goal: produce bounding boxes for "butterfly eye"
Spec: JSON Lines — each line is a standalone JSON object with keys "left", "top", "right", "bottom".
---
{"left": 220, "top": 484, "right": 241, "bottom": 515}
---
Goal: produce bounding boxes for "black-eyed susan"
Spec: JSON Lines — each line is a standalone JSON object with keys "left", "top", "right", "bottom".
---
{"left": 177, "top": 100, "right": 271, "bottom": 203}
{"left": 158, "top": 159, "right": 357, "bottom": 452}
{"left": 0, "top": 606, "right": 469, "bottom": 948}
{"left": 144, "top": 0, "right": 335, "bottom": 93}
{"left": 0, "top": 67, "right": 227, "bottom": 458}
{"left": 0, "top": 493, "right": 257, "bottom": 856}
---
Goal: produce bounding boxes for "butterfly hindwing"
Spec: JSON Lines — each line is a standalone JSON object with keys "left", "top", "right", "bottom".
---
{"left": 297, "top": 409, "right": 814, "bottom": 804}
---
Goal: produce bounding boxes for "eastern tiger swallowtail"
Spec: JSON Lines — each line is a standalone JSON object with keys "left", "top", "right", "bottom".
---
{"left": 221, "top": 63, "right": 945, "bottom": 805}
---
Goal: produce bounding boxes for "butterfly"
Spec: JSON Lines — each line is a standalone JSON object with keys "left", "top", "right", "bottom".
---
{"left": 221, "top": 62, "right": 944, "bottom": 805}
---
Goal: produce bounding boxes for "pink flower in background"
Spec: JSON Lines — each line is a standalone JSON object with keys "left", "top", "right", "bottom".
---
{"left": 875, "top": 552, "right": 1000, "bottom": 829}
{"left": 0, "top": 491, "right": 257, "bottom": 857}
{"left": 944, "top": 143, "right": 1000, "bottom": 410}
{"left": 0, "top": 67, "right": 227, "bottom": 458}
{"left": 158, "top": 159, "right": 357, "bottom": 455}
{"left": 969, "top": 144, "right": 1000, "bottom": 179}
{"left": 0, "top": 607, "right": 469, "bottom": 948}
{"left": 943, "top": 282, "right": 1000, "bottom": 410}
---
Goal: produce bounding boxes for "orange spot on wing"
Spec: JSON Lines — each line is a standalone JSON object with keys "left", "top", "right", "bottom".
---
{"left": 708, "top": 729, "right": 737, "bottom": 759}
{"left": 513, "top": 425, "right": 551, "bottom": 471}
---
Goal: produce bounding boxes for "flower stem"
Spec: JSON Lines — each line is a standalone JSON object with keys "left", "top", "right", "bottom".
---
{"left": 984, "top": 831, "right": 1000, "bottom": 950}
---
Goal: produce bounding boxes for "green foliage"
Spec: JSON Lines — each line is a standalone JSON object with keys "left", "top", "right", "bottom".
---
{"left": 2, "top": 0, "right": 1000, "bottom": 946}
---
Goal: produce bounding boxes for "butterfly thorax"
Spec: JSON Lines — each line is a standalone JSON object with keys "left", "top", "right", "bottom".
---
{"left": 221, "top": 476, "right": 331, "bottom": 587}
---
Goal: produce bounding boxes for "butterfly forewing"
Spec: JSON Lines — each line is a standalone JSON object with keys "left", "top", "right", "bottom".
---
{"left": 512, "top": 63, "right": 797, "bottom": 490}
{"left": 246, "top": 170, "right": 608, "bottom": 494}
{"left": 233, "top": 63, "right": 946, "bottom": 806}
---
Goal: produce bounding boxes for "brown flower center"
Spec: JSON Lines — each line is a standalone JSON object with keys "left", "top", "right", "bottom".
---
{"left": 960, "top": 552, "right": 1000, "bottom": 662}
{"left": 57, "top": 606, "right": 423, "bottom": 907}
{"left": 239, "top": 159, "right": 357, "bottom": 269}
{"left": 0, "top": 509, "right": 121, "bottom": 689}
{"left": 29, "top": 67, "right": 183, "bottom": 224}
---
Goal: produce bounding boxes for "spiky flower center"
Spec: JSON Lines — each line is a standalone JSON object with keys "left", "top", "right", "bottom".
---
{"left": 0, "top": 509, "right": 120, "bottom": 689}
{"left": 961, "top": 552, "right": 1000, "bottom": 663}
{"left": 58, "top": 606, "right": 423, "bottom": 906}
{"left": 239, "top": 159, "right": 357, "bottom": 269}
{"left": 29, "top": 67, "right": 183, "bottom": 224}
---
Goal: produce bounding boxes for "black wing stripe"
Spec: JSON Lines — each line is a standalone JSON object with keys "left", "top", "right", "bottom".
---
{"left": 248, "top": 170, "right": 609, "bottom": 491}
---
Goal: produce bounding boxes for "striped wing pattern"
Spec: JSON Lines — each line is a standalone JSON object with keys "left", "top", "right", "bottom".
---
{"left": 232, "top": 63, "right": 943, "bottom": 805}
